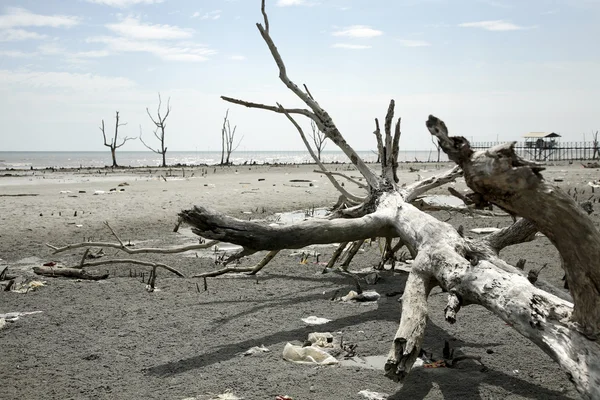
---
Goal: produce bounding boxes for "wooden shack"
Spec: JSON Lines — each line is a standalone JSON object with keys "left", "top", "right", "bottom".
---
{"left": 523, "top": 132, "right": 561, "bottom": 160}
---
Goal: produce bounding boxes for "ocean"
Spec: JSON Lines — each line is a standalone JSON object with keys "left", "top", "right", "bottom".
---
{"left": 0, "top": 150, "right": 448, "bottom": 169}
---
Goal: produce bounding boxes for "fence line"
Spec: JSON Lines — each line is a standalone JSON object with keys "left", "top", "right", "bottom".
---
{"left": 470, "top": 141, "right": 600, "bottom": 161}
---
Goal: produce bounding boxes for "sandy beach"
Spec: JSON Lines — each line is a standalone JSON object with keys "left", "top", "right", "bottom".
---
{"left": 1, "top": 162, "right": 597, "bottom": 400}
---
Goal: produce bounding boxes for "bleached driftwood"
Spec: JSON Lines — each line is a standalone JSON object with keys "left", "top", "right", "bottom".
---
{"left": 179, "top": 2, "right": 600, "bottom": 398}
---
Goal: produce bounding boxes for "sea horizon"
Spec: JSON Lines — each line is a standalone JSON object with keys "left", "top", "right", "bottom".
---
{"left": 0, "top": 150, "right": 448, "bottom": 169}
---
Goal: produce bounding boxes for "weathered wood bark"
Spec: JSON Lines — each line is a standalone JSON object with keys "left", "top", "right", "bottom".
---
{"left": 427, "top": 115, "right": 600, "bottom": 339}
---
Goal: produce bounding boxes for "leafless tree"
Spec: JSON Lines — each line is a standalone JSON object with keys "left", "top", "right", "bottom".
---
{"left": 220, "top": 109, "right": 243, "bottom": 165}
{"left": 431, "top": 135, "right": 441, "bottom": 162}
{"left": 309, "top": 120, "right": 327, "bottom": 161}
{"left": 140, "top": 93, "right": 171, "bottom": 167}
{"left": 593, "top": 130, "right": 599, "bottom": 160}
{"left": 100, "top": 111, "right": 136, "bottom": 168}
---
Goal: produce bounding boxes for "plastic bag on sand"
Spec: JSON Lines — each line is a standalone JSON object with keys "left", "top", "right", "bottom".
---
{"left": 358, "top": 390, "right": 388, "bottom": 400}
{"left": 242, "top": 345, "right": 270, "bottom": 356}
{"left": 181, "top": 391, "right": 242, "bottom": 400}
{"left": 307, "top": 332, "right": 334, "bottom": 347}
{"left": 301, "top": 316, "right": 331, "bottom": 325}
{"left": 341, "top": 290, "right": 380, "bottom": 302}
{"left": 282, "top": 342, "right": 338, "bottom": 365}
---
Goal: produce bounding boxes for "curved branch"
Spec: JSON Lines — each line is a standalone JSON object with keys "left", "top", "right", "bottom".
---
{"left": 402, "top": 166, "right": 462, "bottom": 202}
{"left": 179, "top": 206, "right": 393, "bottom": 251}
{"left": 251, "top": 3, "right": 381, "bottom": 189}
{"left": 46, "top": 240, "right": 219, "bottom": 255}
{"left": 221, "top": 96, "right": 315, "bottom": 119}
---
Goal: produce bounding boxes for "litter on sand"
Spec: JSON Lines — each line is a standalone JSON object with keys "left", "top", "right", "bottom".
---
{"left": 282, "top": 342, "right": 338, "bottom": 365}
{"left": 470, "top": 227, "right": 501, "bottom": 234}
{"left": 242, "top": 345, "right": 270, "bottom": 356}
{"left": 11, "top": 281, "right": 46, "bottom": 294}
{"left": 181, "top": 390, "right": 242, "bottom": 400}
{"left": 358, "top": 390, "right": 389, "bottom": 400}
{"left": 341, "top": 290, "right": 380, "bottom": 302}
{"left": 0, "top": 311, "right": 43, "bottom": 322}
{"left": 301, "top": 316, "right": 331, "bottom": 325}
{"left": 307, "top": 332, "right": 334, "bottom": 347}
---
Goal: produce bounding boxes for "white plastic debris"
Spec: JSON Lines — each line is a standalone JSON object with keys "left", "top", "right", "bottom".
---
{"left": 307, "top": 332, "right": 334, "bottom": 347}
{"left": 358, "top": 390, "right": 389, "bottom": 400}
{"left": 282, "top": 342, "right": 338, "bottom": 365}
{"left": 470, "top": 227, "right": 501, "bottom": 234}
{"left": 0, "top": 318, "right": 6, "bottom": 331}
{"left": 341, "top": 290, "right": 380, "bottom": 302}
{"left": 93, "top": 190, "right": 106, "bottom": 195}
{"left": 242, "top": 345, "right": 270, "bottom": 356}
{"left": 301, "top": 316, "right": 331, "bottom": 325}
{"left": 59, "top": 190, "right": 72, "bottom": 194}
{"left": 0, "top": 311, "right": 42, "bottom": 322}
{"left": 588, "top": 181, "right": 600, "bottom": 188}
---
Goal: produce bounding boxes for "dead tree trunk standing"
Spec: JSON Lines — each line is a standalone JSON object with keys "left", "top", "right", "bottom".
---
{"left": 140, "top": 93, "right": 171, "bottom": 168}
{"left": 178, "top": 1, "right": 600, "bottom": 398}
{"left": 100, "top": 111, "right": 136, "bottom": 168}
{"left": 220, "top": 109, "right": 243, "bottom": 165}
{"left": 310, "top": 120, "right": 327, "bottom": 161}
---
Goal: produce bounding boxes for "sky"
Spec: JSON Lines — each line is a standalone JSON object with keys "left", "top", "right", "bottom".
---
{"left": 0, "top": 0, "right": 599, "bottom": 152}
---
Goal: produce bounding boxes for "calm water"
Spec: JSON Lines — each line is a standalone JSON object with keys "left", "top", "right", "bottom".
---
{"left": 0, "top": 150, "right": 447, "bottom": 169}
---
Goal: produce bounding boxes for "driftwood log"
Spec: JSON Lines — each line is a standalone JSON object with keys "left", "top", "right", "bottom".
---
{"left": 43, "top": 1, "right": 600, "bottom": 398}
{"left": 33, "top": 266, "right": 108, "bottom": 280}
{"left": 179, "top": 1, "right": 600, "bottom": 398}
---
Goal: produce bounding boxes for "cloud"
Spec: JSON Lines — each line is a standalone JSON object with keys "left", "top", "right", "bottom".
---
{"left": 331, "top": 43, "right": 371, "bottom": 49}
{"left": 87, "top": 36, "right": 215, "bottom": 62}
{"left": 276, "top": 0, "right": 317, "bottom": 6}
{"left": 0, "top": 50, "right": 33, "bottom": 57}
{"left": 0, "top": 28, "right": 47, "bottom": 41}
{"left": 192, "top": 10, "right": 221, "bottom": 20}
{"left": 86, "top": 0, "right": 164, "bottom": 7}
{"left": 458, "top": 20, "right": 529, "bottom": 31}
{"left": 332, "top": 25, "right": 383, "bottom": 38}
{"left": 0, "top": 69, "right": 136, "bottom": 91}
{"left": 398, "top": 39, "right": 431, "bottom": 47}
{"left": 229, "top": 55, "right": 246, "bottom": 60}
{"left": 106, "top": 16, "right": 193, "bottom": 40}
{"left": 0, "top": 7, "right": 80, "bottom": 29}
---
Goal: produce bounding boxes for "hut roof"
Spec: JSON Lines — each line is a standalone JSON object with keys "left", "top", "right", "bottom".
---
{"left": 523, "top": 132, "right": 561, "bottom": 138}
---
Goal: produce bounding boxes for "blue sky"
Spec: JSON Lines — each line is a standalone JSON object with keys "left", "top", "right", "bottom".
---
{"left": 1, "top": 0, "right": 599, "bottom": 152}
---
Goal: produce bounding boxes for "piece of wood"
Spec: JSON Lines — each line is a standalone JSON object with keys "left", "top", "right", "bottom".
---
{"left": 33, "top": 266, "right": 108, "bottom": 280}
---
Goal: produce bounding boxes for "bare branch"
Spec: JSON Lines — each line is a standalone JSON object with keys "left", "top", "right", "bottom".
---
{"left": 277, "top": 103, "right": 364, "bottom": 203}
{"left": 221, "top": 96, "right": 315, "bottom": 119}
{"left": 402, "top": 166, "right": 462, "bottom": 202}
{"left": 312, "top": 170, "right": 368, "bottom": 190}
{"left": 46, "top": 239, "right": 219, "bottom": 255}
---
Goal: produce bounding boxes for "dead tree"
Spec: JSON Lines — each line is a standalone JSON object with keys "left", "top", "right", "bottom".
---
{"left": 46, "top": 2, "right": 600, "bottom": 398}
{"left": 140, "top": 93, "right": 171, "bottom": 167}
{"left": 100, "top": 111, "right": 136, "bottom": 168}
{"left": 310, "top": 120, "right": 327, "bottom": 161}
{"left": 220, "top": 109, "right": 243, "bottom": 165}
{"left": 593, "top": 130, "right": 599, "bottom": 160}
{"left": 430, "top": 135, "right": 441, "bottom": 163}
{"left": 179, "top": 2, "right": 600, "bottom": 398}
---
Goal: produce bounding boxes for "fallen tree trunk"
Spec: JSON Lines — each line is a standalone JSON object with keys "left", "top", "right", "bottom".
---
{"left": 179, "top": 2, "right": 600, "bottom": 397}
{"left": 33, "top": 266, "right": 108, "bottom": 280}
